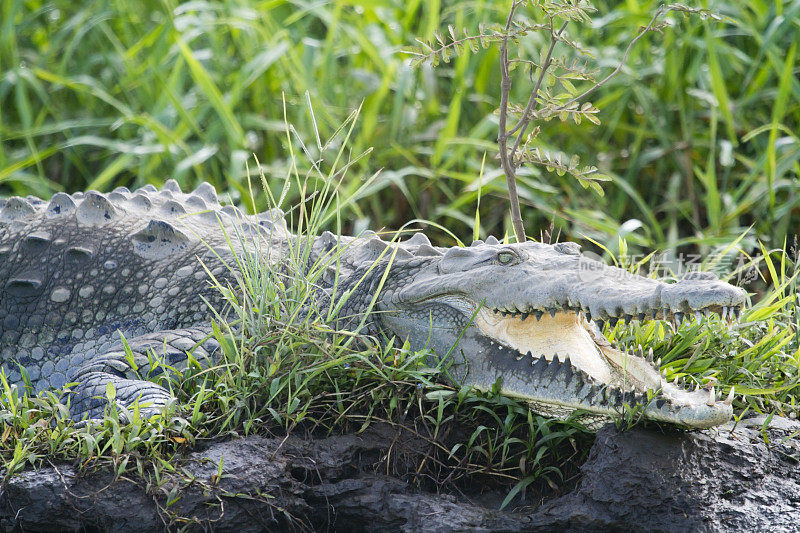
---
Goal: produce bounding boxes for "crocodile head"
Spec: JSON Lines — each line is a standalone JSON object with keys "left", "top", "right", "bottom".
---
{"left": 363, "top": 235, "right": 747, "bottom": 429}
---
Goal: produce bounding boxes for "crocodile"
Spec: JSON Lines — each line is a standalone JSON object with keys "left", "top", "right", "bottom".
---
{"left": 0, "top": 181, "right": 747, "bottom": 428}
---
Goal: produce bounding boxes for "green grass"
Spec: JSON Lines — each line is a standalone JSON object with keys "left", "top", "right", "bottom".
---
{"left": 1, "top": 0, "right": 797, "bottom": 254}
{"left": 0, "top": 0, "right": 799, "bottom": 515}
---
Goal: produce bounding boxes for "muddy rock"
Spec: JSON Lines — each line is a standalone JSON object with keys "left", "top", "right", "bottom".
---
{"left": 1, "top": 418, "right": 799, "bottom": 532}
{"left": 528, "top": 417, "right": 800, "bottom": 532}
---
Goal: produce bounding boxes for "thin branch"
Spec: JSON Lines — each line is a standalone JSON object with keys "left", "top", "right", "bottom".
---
{"left": 554, "top": 7, "right": 666, "bottom": 112}
{"left": 497, "top": 0, "right": 526, "bottom": 243}
{"left": 508, "top": 19, "right": 569, "bottom": 163}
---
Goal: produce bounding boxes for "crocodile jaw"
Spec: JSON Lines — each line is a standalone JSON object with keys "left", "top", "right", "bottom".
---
{"left": 474, "top": 309, "right": 620, "bottom": 386}
{"left": 470, "top": 308, "right": 732, "bottom": 428}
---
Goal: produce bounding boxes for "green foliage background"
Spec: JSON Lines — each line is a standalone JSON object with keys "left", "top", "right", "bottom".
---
{"left": 1, "top": 0, "right": 798, "bottom": 255}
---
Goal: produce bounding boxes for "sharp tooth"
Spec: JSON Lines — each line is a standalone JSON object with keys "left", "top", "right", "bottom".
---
{"left": 647, "top": 347, "right": 654, "bottom": 362}
{"left": 549, "top": 308, "right": 557, "bottom": 318}
{"left": 516, "top": 354, "right": 524, "bottom": 361}
{"left": 662, "top": 308, "right": 669, "bottom": 320}
{"left": 656, "top": 357, "right": 662, "bottom": 368}
{"left": 535, "top": 310, "right": 543, "bottom": 321}
{"left": 722, "top": 306, "right": 729, "bottom": 321}
{"left": 636, "top": 344, "right": 644, "bottom": 358}
{"left": 707, "top": 386, "right": 716, "bottom": 406}
{"left": 695, "top": 311, "right": 703, "bottom": 323}
{"left": 624, "top": 314, "right": 632, "bottom": 325}
{"left": 733, "top": 307, "right": 741, "bottom": 321}
{"left": 651, "top": 309, "right": 658, "bottom": 319}
{"left": 638, "top": 312, "right": 646, "bottom": 322}
{"left": 585, "top": 310, "right": 592, "bottom": 321}
{"left": 724, "top": 387, "right": 735, "bottom": 405}
{"left": 595, "top": 319, "right": 605, "bottom": 331}
{"left": 674, "top": 312, "right": 684, "bottom": 324}
{"left": 608, "top": 316, "right": 618, "bottom": 327}
{"left": 520, "top": 312, "right": 528, "bottom": 321}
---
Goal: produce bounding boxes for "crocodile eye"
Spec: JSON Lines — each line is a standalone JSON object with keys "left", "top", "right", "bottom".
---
{"left": 497, "top": 251, "right": 517, "bottom": 265}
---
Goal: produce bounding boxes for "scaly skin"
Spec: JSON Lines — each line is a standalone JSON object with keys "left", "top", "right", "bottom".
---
{"left": 0, "top": 182, "right": 747, "bottom": 427}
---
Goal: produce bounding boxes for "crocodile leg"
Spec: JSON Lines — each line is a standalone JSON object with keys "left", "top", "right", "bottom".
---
{"left": 68, "top": 328, "right": 219, "bottom": 420}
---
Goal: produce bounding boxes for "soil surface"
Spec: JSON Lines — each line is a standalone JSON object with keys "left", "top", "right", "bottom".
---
{"left": 2, "top": 417, "right": 799, "bottom": 532}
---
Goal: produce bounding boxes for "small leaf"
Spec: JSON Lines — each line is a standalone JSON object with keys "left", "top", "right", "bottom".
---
{"left": 425, "top": 390, "right": 456, "bottom": 401}
{"left": 585, "top": 180, "right": 605, "bottom": 196}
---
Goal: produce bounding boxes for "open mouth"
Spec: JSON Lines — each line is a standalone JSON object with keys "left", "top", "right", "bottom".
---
{"left": 474, "top": 308, "right": 632, "bottom": 387}
{"left": 469, "top": 304, "right": 739, "bottom": 425}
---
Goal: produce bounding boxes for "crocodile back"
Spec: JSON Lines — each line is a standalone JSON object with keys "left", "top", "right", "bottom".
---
{"left": 0, "top": 181, "right": 281, "bottom": 391}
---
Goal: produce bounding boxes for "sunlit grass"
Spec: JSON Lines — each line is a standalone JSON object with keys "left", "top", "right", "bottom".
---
{"left": 1, "top": 0, "right": 797, "bottom": 254}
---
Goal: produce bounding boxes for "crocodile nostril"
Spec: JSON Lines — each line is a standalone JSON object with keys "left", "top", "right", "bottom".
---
{"left": 553, "top": 242, "right": 581, "bottom": 255}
